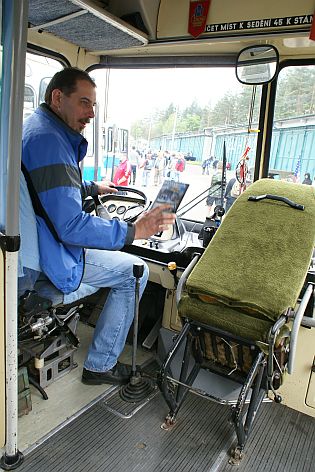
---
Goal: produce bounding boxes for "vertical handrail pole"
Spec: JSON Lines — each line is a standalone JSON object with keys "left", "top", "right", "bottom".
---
{"left": 1, "top": 0, "right": 29, "bottom": 469}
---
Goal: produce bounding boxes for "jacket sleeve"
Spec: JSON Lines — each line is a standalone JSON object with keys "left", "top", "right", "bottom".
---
{"left": 23, "top": 137, "right": 134, "bottom": 250}
{"left": 81, "top": 180, "right": 99, "bottom": 199}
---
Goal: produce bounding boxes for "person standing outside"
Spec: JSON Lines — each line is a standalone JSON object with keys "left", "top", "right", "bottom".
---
{"left": 212, "top": 158, "right": 219, "bottom": 170}
{"left": 302, "top": 173, "right": 312, "bottom": 185}
{"left": 169, "top": 153, "right": 178, "bottom": 180}
{"left": 174, "top": 153, "right": 186, "bottom": 182}
{"left": 201, "top": 158, "right": 208, "bottom": 175}
{"left": 206, "top": 161, "right": 223, "bottom": 215}
{"left": 141, "top": 150, "right": 153, "bottom": 187}
{"left": 206, "top": 156, "right": 214, "bottom": 174}
{"left": 113, "top": 152, "right": 131, "bottom": 186}
{"left": 22, "top": 67, "right": 175, "bottom": 386}
{"left": 224, "top": 176, "right": 237, "bottom": 213}
{"left": 154, "top": 148, "right": 165, "bottom": 186}
{"left": 129, "top": 146, "right": 139, "bottom": 185}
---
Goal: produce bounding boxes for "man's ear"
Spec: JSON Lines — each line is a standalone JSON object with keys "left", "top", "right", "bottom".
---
{"left": 50, "top": 89, "right": 62, "bottom": 108}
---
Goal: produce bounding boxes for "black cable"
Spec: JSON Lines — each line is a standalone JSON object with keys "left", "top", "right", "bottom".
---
{"left": 29, "top": 376, "right": 48, "bottom": 400}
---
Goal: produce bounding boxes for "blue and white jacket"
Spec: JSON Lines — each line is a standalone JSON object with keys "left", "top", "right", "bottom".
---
{"left": 22, "top": 104, "right": 134, "bottom": 293}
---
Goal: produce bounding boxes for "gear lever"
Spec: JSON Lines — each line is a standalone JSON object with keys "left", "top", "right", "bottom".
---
{"left": 120, "top": 263, "right": 155, "bottom": 402}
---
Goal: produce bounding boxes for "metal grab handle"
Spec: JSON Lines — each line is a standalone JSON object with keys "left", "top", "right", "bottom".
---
{"left": 176, "top": 253, "right": 201, "bottom": 306}
{"left": 288, "top": 283, "right": 314, "bottom": 374}
{"left": 248, "top": 194, "right": 304, "bottom": 211}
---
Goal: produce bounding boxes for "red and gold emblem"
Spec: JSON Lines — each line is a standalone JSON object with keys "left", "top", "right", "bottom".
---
{"left": 310, "top": 9, "right": 315, "bottom": 41}
{"left": 188, "top": 0, "right": 211, "bottom": 38}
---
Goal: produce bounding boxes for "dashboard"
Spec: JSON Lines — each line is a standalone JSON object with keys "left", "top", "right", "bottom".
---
{"left": 96, "top": 189, "right": 204, "bottom": 269}
{"left": 100, "top": 197, "right": 146, "bottom": 223}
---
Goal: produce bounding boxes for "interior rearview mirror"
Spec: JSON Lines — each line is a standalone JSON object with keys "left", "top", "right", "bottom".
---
{"left": 236, "top": 45, "right": 279, "bottom": 85}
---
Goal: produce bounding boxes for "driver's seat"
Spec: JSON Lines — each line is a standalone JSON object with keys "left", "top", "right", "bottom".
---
{"left": 19, "top": 170, "right": 100, "bottom": 305}
{"left": 18, "top": 173, "right": 99, "bottom": 391}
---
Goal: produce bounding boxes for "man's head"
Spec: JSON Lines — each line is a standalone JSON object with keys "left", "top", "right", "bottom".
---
{"left": 45, "top": 67, "right": 96, "bottom": 133}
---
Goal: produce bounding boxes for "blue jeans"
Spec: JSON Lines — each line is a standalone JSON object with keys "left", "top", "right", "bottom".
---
{"left": 142, "top": 169, "right": 150, "bottom": 186}
{"left": 82, "top": 249, "right": 149, "bottom": 372}
{"left": 18, "top": 269, "right": 41, "bottom": 297}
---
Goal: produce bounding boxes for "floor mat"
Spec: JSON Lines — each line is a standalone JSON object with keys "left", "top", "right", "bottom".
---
{"left": 16, "top": 393, "right": 315, "bottom": 472}
{"left": 219, "top": 403, "right": 315, "bottom": 472}
{"left": 18, "top": 393, "right": 233, "bottom": 472}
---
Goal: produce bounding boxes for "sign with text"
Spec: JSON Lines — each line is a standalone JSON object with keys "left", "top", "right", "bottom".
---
{"left": 205, "top": 14, "right": 312, "bottom": 35}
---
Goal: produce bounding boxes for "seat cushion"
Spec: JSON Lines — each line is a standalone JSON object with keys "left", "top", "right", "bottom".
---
{"left": 186, "top": 179, "right": 315, "bottom": 321}
{"left": 178, "top": 295, "right": 273, "bottom": 343}
{"left": 34, "top": 276, "right": 99, "bottom": 306}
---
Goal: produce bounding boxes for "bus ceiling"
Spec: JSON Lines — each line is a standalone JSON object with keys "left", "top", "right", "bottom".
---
{"left": 26, "top": 0, "right": 315, "bottom": 68}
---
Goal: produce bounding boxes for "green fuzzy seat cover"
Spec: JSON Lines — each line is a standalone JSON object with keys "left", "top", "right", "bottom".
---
{"left": 180, "top": 179, "right": 315, "bottom": 341}
{"left": 178, "top": 295, "right": 273, "bottom": 343}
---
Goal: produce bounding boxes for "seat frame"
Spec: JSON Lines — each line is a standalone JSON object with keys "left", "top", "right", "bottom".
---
{"left": 158, "top": 252, "right": 315, "bottom": 464}
{"left": 157, "top": 314, "right": 288, "bottom": 464}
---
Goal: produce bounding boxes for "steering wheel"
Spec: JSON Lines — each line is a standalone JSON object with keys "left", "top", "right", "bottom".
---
{"left": 97, "top": 186, "right": 149, "bottom": 223}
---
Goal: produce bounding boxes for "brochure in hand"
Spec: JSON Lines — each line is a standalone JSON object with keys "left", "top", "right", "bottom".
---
{"left": 151, "top": 180, "right": 189, "bottom": 213}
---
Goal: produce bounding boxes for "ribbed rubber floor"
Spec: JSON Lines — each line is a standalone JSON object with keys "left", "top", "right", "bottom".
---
{"left": 220, "top": 402, "right": 315, "bottom": 472}
{"left": 17, "top": 393, "right": 315, "bottom": 472}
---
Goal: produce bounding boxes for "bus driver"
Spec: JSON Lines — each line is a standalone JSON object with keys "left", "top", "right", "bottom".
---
{"left": 21, "top": 68, "right": 176, "bottom": 386}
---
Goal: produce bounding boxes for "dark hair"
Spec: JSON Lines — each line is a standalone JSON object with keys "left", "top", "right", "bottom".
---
{"left": 44, "top": 67, "right": 96, "bottom": 105}
{"left": 305, "top": 173, "right": 311, "bottom": 179}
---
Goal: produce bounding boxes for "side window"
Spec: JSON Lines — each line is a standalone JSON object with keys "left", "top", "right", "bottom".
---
{"left": 84, "top": 114, "right": 95, "bottom": 157}
{"left": 107, "top": 127, "right": 113, "bottom": 152}
{"left": 39, "top": 77, "right": 51, "bottom": 104}
{"left": 270, "top": 65, "right": 315, "bottom": 186}
{"left": 24, "top": 52, "right": 62, "bottom": 115}
{"left": 120, "top": 129, "right": 128, "bottom": 152}
{"left": 23, "top": 85, "right": 36, "bottom": 120}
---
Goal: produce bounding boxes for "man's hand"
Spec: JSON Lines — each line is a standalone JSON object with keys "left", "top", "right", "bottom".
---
{"left": 96, "top": 180, "right": 118, "bottom": 195}
{"left": 134, "top": 204, "right": 176, "bottom": 240}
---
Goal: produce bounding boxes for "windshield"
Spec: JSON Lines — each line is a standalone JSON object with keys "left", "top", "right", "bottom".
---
{"left": 92, "top": 67, "right": 262, "bottom": 222}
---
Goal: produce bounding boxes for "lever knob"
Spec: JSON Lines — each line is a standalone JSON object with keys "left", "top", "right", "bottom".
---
{"left": 168, "top": 261, "right": 178, "bottom": 286}
{"left": 168, "top": 261, "right": 177, "bottom": 273}
{"left": 168, "top": 261, "right": 177, "bottom": 276}
{"left": 133, "top": 262, "right": 144, "bottom": 279}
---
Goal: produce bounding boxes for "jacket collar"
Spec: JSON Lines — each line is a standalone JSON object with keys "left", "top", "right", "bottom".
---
{"left": 37, "top": 104, "right": 88, "bottom": 162}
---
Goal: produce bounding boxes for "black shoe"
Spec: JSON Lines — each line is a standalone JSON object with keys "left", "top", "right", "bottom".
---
{"left": 82, "top": 362, "right": 131, "bottom": 386}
